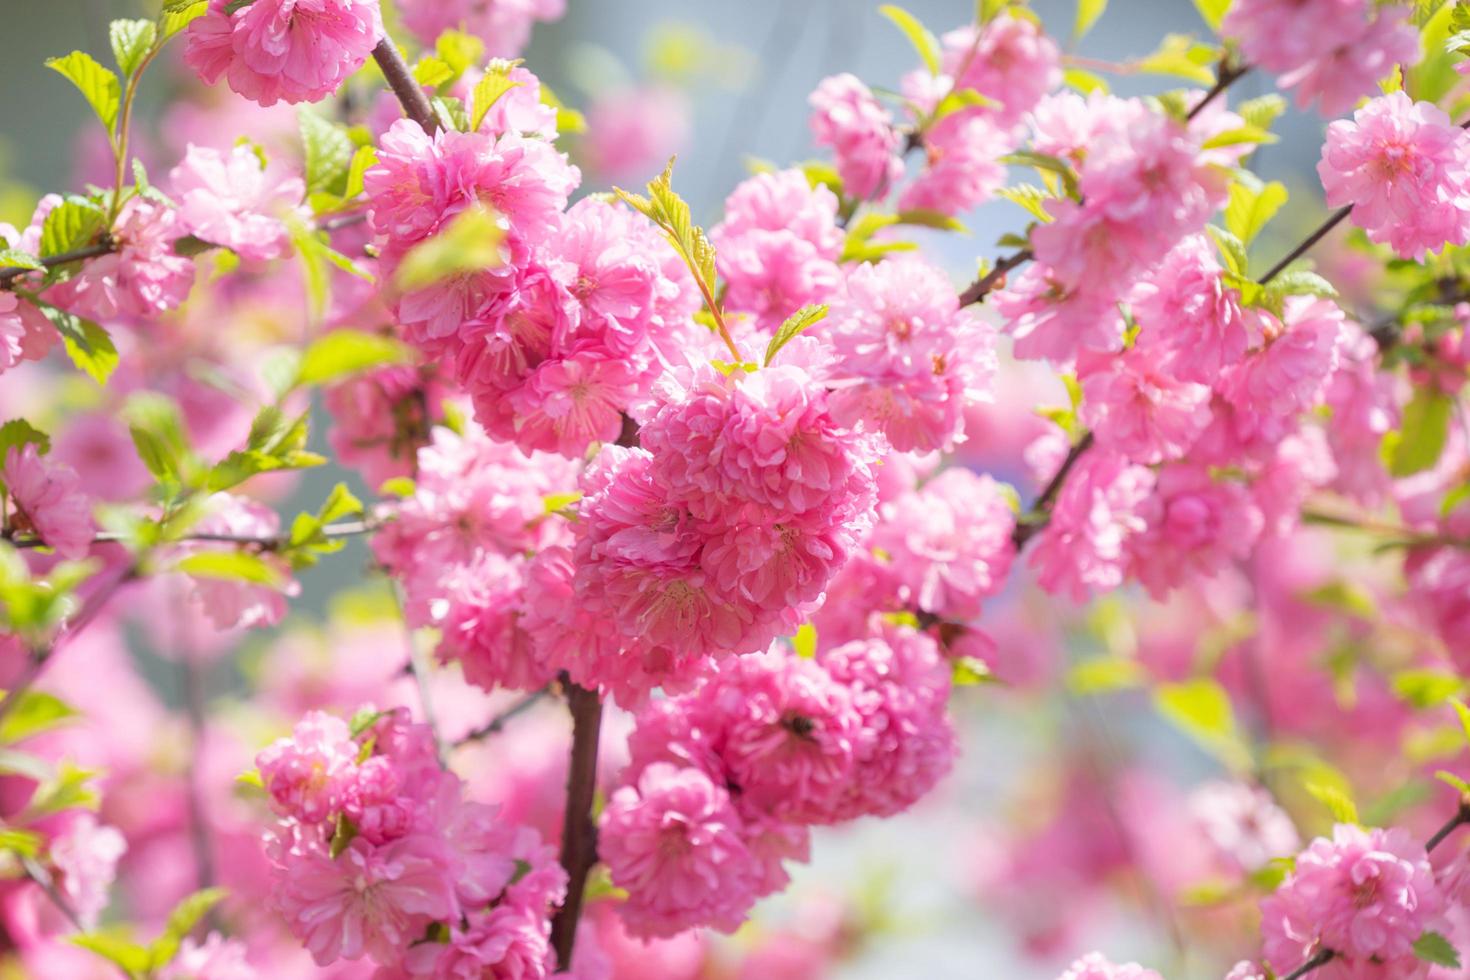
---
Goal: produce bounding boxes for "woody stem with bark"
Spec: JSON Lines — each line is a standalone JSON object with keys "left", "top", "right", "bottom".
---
{"left": 549, "top": 679, "right": 603, "bottom": 972}
{"left": 371, "top": 38, "right": 439, "bottom": 136}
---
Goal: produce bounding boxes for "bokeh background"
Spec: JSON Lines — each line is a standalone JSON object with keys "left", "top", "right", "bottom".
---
{"left": 0, "top": 2, "right": 1346, "bottom": 977}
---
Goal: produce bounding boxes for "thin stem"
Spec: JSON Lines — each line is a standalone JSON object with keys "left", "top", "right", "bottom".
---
{"left": 180, "top": 653, "right": 223, "bottom": 932}
{"left": 371, "top": 39, "right": 439, "bottom": 136}
{"left": 1185, "top": 60, "right": 1251, "bottom": 122}
{"left": 1013, "top": 431, "right": 1095, "bottom": 548}
{"left": 1281, "top": 949, "right": 1335, "bottom": 980}
{"left": 549, "top": 679, "right": 604, "bottom": 972}
{"left": 1425, "top": 804, "right": 1470, "bottom": 853}
{"left": 1258, "top": 206, "right": 1353, "bottom": 285}
{"left": 0, "top": 242, "right": 115, "bottom": 285}
{"left": 456, "top": 689, "right": 549, "bottom": 744}
{"left": 110, "top": 43, "right": 165, "bottom": 223}
{"left": 959, "top": 249, "right": 1032, "bottom": 308}
{"left": 4, "top": 518, "right": 378, "bottom": 551}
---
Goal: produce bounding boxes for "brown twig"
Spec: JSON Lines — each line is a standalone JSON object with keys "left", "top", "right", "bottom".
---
{"left": 371, "top": 39, "right": 439, "bottom": 136}
{"left": 0, "top": 241, "right": 115, "bottom": 285}
{"left": 959, "top": 249, "right": 1032, "bottom": 307}
{"left": 548, "top": 679, "right": 604, "bottom": 972}
{"left": 1012, "top": 432, "right": 1095, "bottom": 548}
{"left": 1185, "top": 59, "right": 1250, "bottom": 122}
{"left": 456, "top": 689, "right": 549, "bottom": 744}
{"left": 4, "top": 519, "right": 377, "bottom": 551}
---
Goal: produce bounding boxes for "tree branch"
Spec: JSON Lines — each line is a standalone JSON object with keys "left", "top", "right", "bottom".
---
{"left": 1186, "top": 59, "right": 1250, "bottom": 122}
{"left": 4, "top": 518, "right": 378, "bottom": 552}
{"left": 456, "top": 689, "right": 549, "bottom": 744}
{"left": 371, "top": 39, "right": 439, "bottom": 136}
{"left": 549, "top": 678, "right": 604, "bottom": 972}
{"left": 1012, "top": 431, "right": 1095, "bottom": 549}
{"left": 0, "top": 241, "right": 115, "bottom": 286}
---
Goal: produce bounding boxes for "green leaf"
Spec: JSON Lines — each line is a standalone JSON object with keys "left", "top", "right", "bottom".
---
{"left": 317, "top": 483, "right": 363, "bottom": 524}
{"left": 614, "top": 160, "right": 723, "bottom": 326}
{"left": 1414, "top": 931, "right": 1462, "bottom": 969}
{"left": 159, "top": 0, "right": 209, "bottom": 40}
{"left": 46, "top": 52, "right": 122, "bottom": 134}
{"left": 72, "top": 931, "right": 151, "bottom": 977}
{"left": 297, "top": 329, "right": 415, "bottom": 387}
{"left": 1201, "top": 124, "right": 1279, "bottom": 150}
{"left": 471, "top": 59, "right": 523, "bottom": 132}
{"left": 1062, "top": 67, "right": 1109, "bottom": 94}
{"left": 299, "top": 110, "right": 353, "bottom": 196}
{"left": 542, "top": 490, "right": 582, "bottom": 515}
{"left": 1067, "top": 655, "right": 1146, "bottom": 695}
{"left": 329, "top": 813, "right": 358, "bottom": 858}
{"left": 1206, "top": 225, "right": 1248, "bottom": 277}
{"left": 1153, "top": 678, "right": 1251, "bottom": 770}
{"left": 124, "top": 393, "right": 191, "bottom": 485}
{"left": 1000, "top": 150, "right": 1081, "bottom": 199}
{"left": 790, "top": 622, "right": 817, "bottom": 660}
{"left": 1248, "top": 856, "right": 1294, "bottom": 891}
{"left": 1192, "top": 0, "right": 1233, "bottom": 30}
{"left": 1451, "top": 698, "right": 1470, "bottom": 743}
{"left": 1136, "top": 34, "right": 1220, "bottom": 85}
{"left": 0, "top": 691, "right": 78, "bottom": 743}
{"left": 879, "top": 5, "right": 941, "bottom": 74}
{"left": 175, "top": 551, "right": 285, "bottom": 587}
{"left": 40, "top": 195, "right": 106, "bottom": 258}
{"left": 109, "top": 19, "right": 157, "bottom": 78}
{"left": 933, "top": 87, "right": 1000, "bottom": 119}
{"left": 148, "top": 887, "right": 228, "bottom": 970}
{"left": 1300, "top": 580, "right": 1375, "bottom": 620}
{"left": 952, "top": 656, "right": 997, "bottom": 686}
{"left": 26, "top": 762, "right": 99, "bottom": 815}
{"left": 0, "top": 248, "right": 44, "bottom": 272}
{"left": 1236, "top": 94, "right": 1287, "bottom": 132}
{"left": 1385, "top": 387, "right": 1453, "bottom": 477}
{"left": 0, "top": 420, "right": 50, "bottom": 459}
{"left": 0, "top": 828, "right": 42, "bottom": 858}
{"left": 1394, "top": 670, "right": 1467, "bottom": 708}
{"left": 1305, "top": 780, "right": 1360, "bottom": 825}
{"left": 1224, "top": 178, "right": 1287, "bottom": 246}
{"left": 1075, "top": 0, "right": 1108, "bottom": 37}
{"left": 1436, "top": 770, "right": 1470, "bottom": 794}
{"left": 996, "top": 184, "right": 1055, "bottom": 223}
{"left": 764, "top": 304, "right": 829, "bottom": 366}
{"left": 47, "top": 311, "right": 119, "bottom": 386}
{"left": 393, "top": 205, "right": 505, "bottom": 292}
{"left": 348, "top": 707, "right": 388, "bottom": 738}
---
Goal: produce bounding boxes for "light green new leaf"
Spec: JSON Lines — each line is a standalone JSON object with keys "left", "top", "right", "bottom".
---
{"left": 0, "top": 691, "right": 79, "bottom": 744}
{"left": 393, "top": 205, "right": 505, "bottom": 292}
{"left": 471, "top": 59, "right": 524, "bottom": 132}
{"left": 299, "top": 110, "right": 353, "bottom": 196}
{"left": 46, "top": 51, "right": 122, "bottom": 134}
{"left": 1224, "top": 179, "right": 1287, "bottom": 246}
{"left": 765, "top": 304, "right": 829, "bottom": 366}
{"left": 879, "top": 5, "right": 942, "bottom": 75}
{"left": 72, "top": 931, "right": 151, "bottom": 977}
{"left": 1136, "top": 34, "right": 1219, "bottom": 85}
{"left": 1305, "top": 780, "right": 1360, "bottom": 825}
{"left": 1075, "top": 0, "right": 1108, "bottom": 38}
{"left": 996, "top": 184, "right": 1055, "bottom": 223}
{"left": 1201, "top": 124, "right": 1278, "bottom": 150}
{"left": 175, "top": 551, "right": 285, "bottom": 588}
{"left": 1154, "top": 678, "right": 1251, "bottom": 770}
{"left": 149, "top": 887, "right": 229, "bottom": 969}
{"left": 1384, "top": 387, "right": 1452, "bottom": 477}
{"left": 159, "top": 1, "right": 209, "bottom": 40}
{"left": 0, "top": 248, "right": 44, "bottom": 272}
{"left": 39, "top": 196, "right": 106, "bottom": 258}
{"left": 109, "top": 19, "right": 157, "bottom": 78}
{"left": 1393, "top": 670, "right": 1466, "bottom": 708}
{"left": 297, "top": 330, "right": 415, "bottom": 387}
{"left": 47, "top": 311, "right": 119, "bottom": 386}
{"left": 1414, "top": 931, "right": 1462, "bottom": 969}
{"left": 0, "top": 419, "right": 51, "bottom": 459}
{"left": 1191, "top": 0, "right": 1233, "bottom": 31}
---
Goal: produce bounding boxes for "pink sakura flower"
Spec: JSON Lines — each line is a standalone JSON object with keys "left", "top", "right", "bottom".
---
{"left": 712, "top": 169, "right": 843, "bottom": 260}
{"left": 502, "top": 352, "right": 640, "bottom": 456}
{"left": 184, "top": 493, "right": 298, "bottom": 629}
{"left": 1279, "top": 7, "right": 1420, "bottom": 118}
{"left": 1079, "top": 345, "right": 1213, "bottom": 465}
{"left": 1405, "top": 544, "right": 1470, "bottom": 670}
{"left": 824, "top": 256, "right": 996, "bottom": 452}
{"left": 697, "top": 649, "right": 861, "bottom": 825}
{"left": 1128, "top": 464, "right": 1265, "bottom": 599}
{"left": 1261, "top": 825, "right": 1447, "bottom": 979}
{"left": 407, "top": 905, "right": 555, "bottom": 978}
{"left": 1222, "top": 0, "right": 1370, "bottom": 75}
{"left": 583, "top": 85, "right": 691, "bottom": 185}
{"left": 808, "top": 73, "right": 903, "bottom": 201}
{"left": 1188, "top": 781, "right": 1300, "bottom": 874}
{"left": 1131, "top": 235, "right": 1262, "bottom": 383}
{"left": 184, "top": 0, "right": 383, "bottom": 108}
{"left": 868, "top": 467, "right": 1016, "bottom": 622}
{"left": 269, "top": 829, "right": 458, "bottom": 967}
{"left": 434, "top": 552, "right": 556, "bottom": 694}
{"left": 0, "top": 292, "right": 55, "bottom": 374}
{"left": 2, "top": 445, "right": 94, "bottom": 558}
{"left": 1224, "top": 963, "right": 1267, "bottom": 980}
{"left": 1028, "top": 450, "right": 1154, "bottom": 601}
{"left": 1056, "top": 953, "right": 1165, "bottom": 980}
{"left": 930, "top": 13, "right": 1061, "bottom": 130}
{"left": 45, "top": 198, "right": 195, "bottom": 322}
{"left": 50, "top": 814, "right": 126, "bottom": 930}
{"left": 1319, "top": 91, "right": 1470, "bottom": 260}
{"left": 168, "top": 143, "right": 304, "bottom": 260}
{"left": 1221, "top": 297, "right": 1346, "bottom": 443}
{"left": 818, "top": 624, "right": 956, "bottom": 820}
{"left": 717, "top": 231, "right": 842, "bottom": 331}
{"left": 600, "top": 762, "right": 763, "bottom": 939}
{"left": 255, "top": 710, "right": 358, "bottom": 824}
{"left": 899, "top": 115, "right": 1010, "bottom": 216}
{"left": 157, "top": 933, "right": 255, "bottom": 980}
{"left": 992, "top": 264, "right": 1126, "bottom": 364}
{"left": 397, "top": 0, "right": 564, "bottom": 56}
{"left": 323, "top": 364, "right": 439, "bottom": 489}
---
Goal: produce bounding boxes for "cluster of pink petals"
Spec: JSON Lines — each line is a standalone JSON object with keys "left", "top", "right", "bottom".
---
{"left": 926, "top": 13, "right": 1061, "bottom": 131}
{"left": 1029, "top": 450, "right": 1154, "bottom": 602}
{"left": 808, "top": 73, "right": 903, "bottom": 201}
{"left": 168, "top": 143, "right": 304, "bottom": 260}
{"left": 2, "top": 445, "right": 94, "bottom": 559}
{"left": 898, "top": 115, "right": 1011, "bottom": 216}
{"left": 261, "top": 708, "right": 567, "bottom": 972}
{"left": 824, "top": 256, "right": 996, "bottom": 452}
{"left": 1260, "top": 824, "right": 1446, "bottom": 979}
{"left": 711, "top": 170, "right": 843, "bottom": 331}
{"left": 1131, "top": 235, "right": 1262, "bottom": 383}
{"left": 1220, "top": 297, "right": 1346, "bottom": 446}
{"left": 45, "top": 198, "right": 195, "bottom": 323}
{"left": 0, "top": 292, "right": 55, "bottom": 375}
{"left": 323, "top": 363, "right": 444, "bottom": 489}
{"left": 603, "top": 635, "right": 954, "bottom": 937}
{"left": 1127, "top": 463, "right": 1264, "bottom": 599}
{"left": 157, "top": 934, "right": 254, "bottom": 980}
{"left": 184, "top": 0, "right": 383, "bottom": 108}
{"left": 372, "top": 421, "right": 578, "bottom": 689}
{"left": 1224, "top": 0, "right": 1419, "bottom": 117}
{"left": 1188, "top": 780, "right": 1300, "bottom": 874}
{"left": 184, "top": 493, "right": 299, "bottom": 629}
{"left": 1079, "top": 345, "right": 1213, "bottom": 465}
{"left": 1319, "top": 92, "right": 1470, "bottom": 260}
{"left": 49, "top": 813, "right": 127, "bottom": 930}
{"left": 398, "top": 0, "right": 565, "bottom": 56}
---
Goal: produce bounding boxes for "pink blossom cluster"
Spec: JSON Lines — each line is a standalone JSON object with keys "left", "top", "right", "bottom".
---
{"left": 1319, "top": 92, "right": 1470, "bottom": 261}
{"left": 1223, "top": 0, "right": 1419, "bottom": 116}
{"left": 1, "top": 444, "right": 95, "bottom": 559}
{"left": 183, "top": 492, "right": 299, "bottom": 630}
{"left": 168, "top": 143, "right": 304, "bottom": 261}
{"left": 1260, "top": 824, "right": 1447, "bottom": 979}
{"left": 258, "top": 707, "right": 568, "bottom": 974}
{"left": 600, "top": 628, "right": 955, "bottom": 937}
{"left": 323, "top": 362, "right": 447, "bottom": 489}
{"left": 808, "top": 73, "right": 903, "bottom": 202}
{"left": 45, "top": 197, "right": 196, "bottom": 323}
{"left": 365, "top": 99, "right": 707, "bottom": 458}
{"left": 185, "top": 0, "right": 384, "bottom": 107}
{"left": 0, "top": 289, "right": 55, "bottom": 377}
{"left": 1055, "top": 953, "right": 1164, "bottom": 980}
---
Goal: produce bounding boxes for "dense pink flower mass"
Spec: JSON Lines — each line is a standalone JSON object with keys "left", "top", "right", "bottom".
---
{"left": 809, "top": 73, "right": 903, "bottom": 201}
{"left": 2, "top": 444, "right": 94, "bottom": 558}
{"left": 1319, "top": 92, "right": 1470, "bottom": 260}
{"left": 1261, "top": 825, "right": 1446, "bottom": 978}
{"left": 45, "top": 198, "right": 195, "bottom": 321}
{"left": 184, "top": 0, "right": 384, "bottom": 107}
{"left": 1056, "top": 953, "right": 1164, "bottom": 980}
{"left": 168, "top": 143, "right": 303, "bottom": 260}
{"left": 1029, "top": 450, "right": 1154, "bottom": 600}
{"left": 0, "top": 292, "right": 55, "bottom": 375}
{"left": 50, "top": 814, "right": 126, "bottom": 930}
